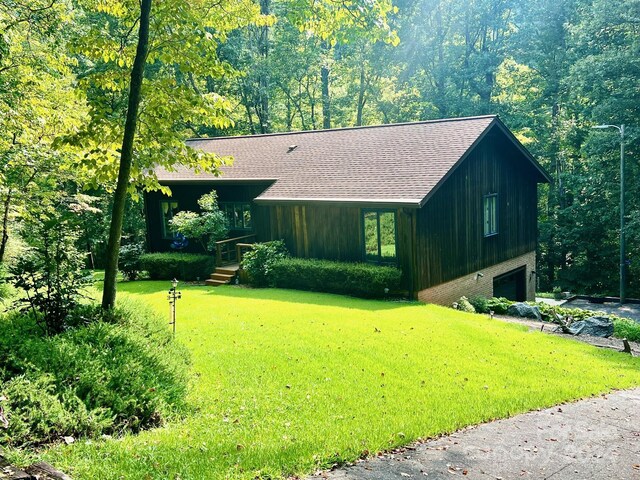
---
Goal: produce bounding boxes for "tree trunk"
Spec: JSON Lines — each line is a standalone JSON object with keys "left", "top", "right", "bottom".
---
{"left": 356, "top": 64, "right": 366, "bottom": 126}
{"left": 257, "top": 0, "right": 270, "bottom": 133}
{"left": 321, "top": 43, "right": 331, "bottom": 129}
{"left": 102, "top": 0, "right": 152, "bottom": 309}
{"left": 0, "top": 190, "right": 12, "bottom": 264}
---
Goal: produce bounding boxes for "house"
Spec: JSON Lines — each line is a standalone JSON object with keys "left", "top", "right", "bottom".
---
{"left": 145, "top": 115, "right": 550, "bottom": 304}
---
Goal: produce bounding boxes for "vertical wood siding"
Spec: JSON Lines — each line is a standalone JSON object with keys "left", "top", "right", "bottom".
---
{"left": 414, "top": 134, "right": 539, "bottom": 290}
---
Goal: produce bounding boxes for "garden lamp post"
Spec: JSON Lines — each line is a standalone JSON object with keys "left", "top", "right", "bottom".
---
{"left": 592, "top": 124, "right": 625, "bottom": 304}
{"left": 168, "top": 278, "right": 181, "bottom": 335}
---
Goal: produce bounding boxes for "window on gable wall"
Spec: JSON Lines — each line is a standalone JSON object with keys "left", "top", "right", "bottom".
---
{"left": 483, "top": 194, "right": 498, "bottom": 236}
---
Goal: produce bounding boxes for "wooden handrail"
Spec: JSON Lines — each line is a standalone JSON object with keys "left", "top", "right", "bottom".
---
{"left": 215, "top": 234, "right": 256, "bottom": 266}
{"left": 215, "top": 234, "right": 256, "bottom": 245}
{"left": 235, "top": 243, "right": 255, "bottom": 265}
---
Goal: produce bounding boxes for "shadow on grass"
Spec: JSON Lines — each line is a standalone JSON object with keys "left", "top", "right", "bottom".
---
{"left": 116, "top": 280, "right": 419, "bottom": 312}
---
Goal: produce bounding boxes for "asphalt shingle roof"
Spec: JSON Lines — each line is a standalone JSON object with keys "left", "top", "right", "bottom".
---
{"left": 156, "top": 115, "right": 533, "bottom": 207}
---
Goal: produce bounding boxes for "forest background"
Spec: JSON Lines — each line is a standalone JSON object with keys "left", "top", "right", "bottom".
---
{"left": 1, "top": 0, "right": 638, "bottom": 298}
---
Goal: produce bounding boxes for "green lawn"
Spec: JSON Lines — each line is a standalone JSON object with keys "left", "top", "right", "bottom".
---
{"left": 43, "top": 282, "right": 640, "bottom": 479}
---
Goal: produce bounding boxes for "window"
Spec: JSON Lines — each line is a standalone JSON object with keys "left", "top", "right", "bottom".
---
{"left": 160, "top": 201, "right": 179, "bottom": 239}
{"left": 363, "top": 210, "right": 397, "bottom": 264}
{"left": 220, "top": 203, "right": 253, "bottom": 230}
{"left": 483, "top": 194, "right": 498, "bottom": 236}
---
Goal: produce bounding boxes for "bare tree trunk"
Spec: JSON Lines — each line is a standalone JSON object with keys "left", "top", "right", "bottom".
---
{"left": 321, "top": 43, "right": 331, "bottom": 129}
{"left": 102, "top": 0, "right": 152, "bottom": 309}
{"left": 257, "top": 0, "right": 270, "bottom": 133}
{"left": 356, "top": 64, "right": 366, "bottom": 126}
{"left": 0, "top": 189, "right": 12, "bottom": 263}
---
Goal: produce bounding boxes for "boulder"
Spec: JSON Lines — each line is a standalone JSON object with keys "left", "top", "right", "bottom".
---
{"left": 506, "top": 302, "right": 542, "bottom": 321}
{"left": 568, "top": 316, "right": 614, "bottom": 338}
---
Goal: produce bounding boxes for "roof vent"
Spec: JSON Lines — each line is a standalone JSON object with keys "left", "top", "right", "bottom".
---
{"left": 287, "top": 145, "right": 298, "bottom": 153}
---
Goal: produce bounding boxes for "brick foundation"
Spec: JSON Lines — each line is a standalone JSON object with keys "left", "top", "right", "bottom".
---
{"left": 417, "top": 251, "right": 536, "bottom": 305}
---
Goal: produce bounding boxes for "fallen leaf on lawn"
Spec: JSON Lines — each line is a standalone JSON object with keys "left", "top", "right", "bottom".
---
{"left": 400, "top": 473, "right": 411, "bottom": 477}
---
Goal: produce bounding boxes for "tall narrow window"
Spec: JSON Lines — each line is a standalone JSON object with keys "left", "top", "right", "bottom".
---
{"left": 160, "top": 201, "right": 179, "bottom": 239}
{"left": 483, "top": 194, "right": 498, "bottom": 236}
{"left": 363, "top": 210, "right": 397, "bottom": 264}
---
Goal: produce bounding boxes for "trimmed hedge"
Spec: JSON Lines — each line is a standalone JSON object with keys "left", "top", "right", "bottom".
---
{"left": 269, "top": 258, "right": 402, "bottom": 298}
{"left": 140, "top": 253, "right": 215, "bottom": 281}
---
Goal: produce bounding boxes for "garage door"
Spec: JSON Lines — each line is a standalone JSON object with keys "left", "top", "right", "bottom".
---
{"left": 493, "top": 267, "right": 526, "bottom": 301}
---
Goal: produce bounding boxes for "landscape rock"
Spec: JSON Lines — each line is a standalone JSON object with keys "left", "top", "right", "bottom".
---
{"left": 506, "top": 303, "right": 542, "bottom": 321}
{"left": 568, "top": 316, "right": 614, "bottom": 338}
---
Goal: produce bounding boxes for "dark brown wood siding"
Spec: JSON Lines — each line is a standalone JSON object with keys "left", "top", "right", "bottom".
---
{"left": 254, "top": 204, "right": 414, "bottom": 288}
{"left": 255, "top": 204, "right": 363, "bottom": 261}
{"left": 413, "top": 134, "right": 539, "bottom": 291}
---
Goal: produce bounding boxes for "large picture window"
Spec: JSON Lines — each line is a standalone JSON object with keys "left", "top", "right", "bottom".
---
{"left": 160, "top": 201, "right": 179, "bottom": 239}
{"left": 483, "top": 193, "right": 498, "bottom": 236}
{"left": 221, "top": 202, "right": 253, "bottom": 230}
{"left": 363, "top": 210, "right": 397, "bottom": 264}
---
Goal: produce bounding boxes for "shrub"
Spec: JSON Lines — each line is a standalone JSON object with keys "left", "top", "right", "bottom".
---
{"left": 486, "top": 297, "right": 512, "bottom": 314}
{"left": 0, "top": 299, "right": 189, "bottom": 447}
{"left": 140, "top": 252, "right": 216, "bottom": 281}
{"left": 0, "top": 264, "right": 12, "bottom": 302}
{"left": 8, "top": 214, "right": 91, "bottom": 336}
{"left": 552, "top": 286, "right": 564, "bottom": 300}
{"left": 468, "top": 296, "right": 489, "bottom": 313}
{"left": 613, "top": 318, "right": 640, "bottom": 343}
{"left": 169, "top": 191, "right": 228, "bottom": 252}
{"left": 119, "top": 243, "right": 144, "bottom": 281}
{"left": 241, "top": 241, "right": 289, "bottom": 287}
{"left": 268, "top": 258, "right": 402, "bottom": 298}
{"left": 453, "top": 296, "right": 476, "bottom": 313}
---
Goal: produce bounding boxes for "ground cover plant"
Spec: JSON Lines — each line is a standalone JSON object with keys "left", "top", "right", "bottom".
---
{"left": 0, "top": 299, "right": 189, "bottom": 448}
{"left": 467, "top": 296, "right": 640, "bottom": 342}
{"left": 31, "top": 282, "right": 640, "bottom": 480}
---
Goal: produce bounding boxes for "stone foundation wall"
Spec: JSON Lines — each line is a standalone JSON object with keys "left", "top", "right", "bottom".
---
{"left": 417, "top": 251, "right": 536, "bottom": 305}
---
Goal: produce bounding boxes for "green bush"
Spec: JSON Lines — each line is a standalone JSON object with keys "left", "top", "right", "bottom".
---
{"left": 140, "top": 252, "right": 215, "bottom": 281}
{"left": 485, "top": 297, "right": 512, "bottom": 314}
{"left": 468, "top": 296, "right": 489, "bottom": 313}
{"left": 119, "top": 243, "right": 145, "bottom": 281}
{"left": 269, "top": 258, "right": 402, "bottom": 298}
{"left": 453, "top": 296, "right": 476, "bottom": 313}
{"left": 241, "top": 241, "right": 289, "bottom": 287}
{"left": 0, "top": 264, "right": 12, "bottom": 302}
{"left": 613, "top": 318, "right": 640, "bottom": 343}
{"left": 0, "top": 299, "right": 189, "bottom": 447}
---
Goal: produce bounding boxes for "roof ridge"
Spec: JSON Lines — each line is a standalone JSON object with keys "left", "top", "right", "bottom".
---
{"left": 185, "top": 115, "right": 498, "bottom": 143}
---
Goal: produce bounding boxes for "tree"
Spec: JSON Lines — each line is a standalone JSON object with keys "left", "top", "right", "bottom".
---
{"left": 0, "top": 0, "right": 85, "bottom": 264}
{"left": 100, "top": 0, "right": 151, "bottom": 309}
{"left": 67, "top": 0, "right": 263, "bottom": 308}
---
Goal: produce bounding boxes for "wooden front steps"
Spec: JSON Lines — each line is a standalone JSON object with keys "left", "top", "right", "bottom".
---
{"left": 205, "top": 265, "right": 239, "bottom": 287}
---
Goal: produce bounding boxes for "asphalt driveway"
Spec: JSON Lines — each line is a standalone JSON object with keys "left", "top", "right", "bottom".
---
{"left": 319, "top": 389, "right": 640, "bottom": 480}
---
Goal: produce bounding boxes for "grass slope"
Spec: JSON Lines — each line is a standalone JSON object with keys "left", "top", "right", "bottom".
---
{"left": 44, "top": 283, "right": 640, "bottom": 479}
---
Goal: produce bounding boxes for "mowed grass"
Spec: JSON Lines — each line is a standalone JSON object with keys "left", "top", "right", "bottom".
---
{"left": 44, "top": 283, "right": 640, "bottom": 479}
